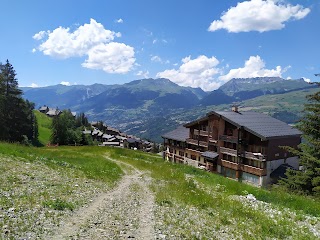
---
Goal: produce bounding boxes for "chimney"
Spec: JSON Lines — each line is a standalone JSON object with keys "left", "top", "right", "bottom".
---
{"left": 232, "top": 105, "right": 239, "bottom": 113}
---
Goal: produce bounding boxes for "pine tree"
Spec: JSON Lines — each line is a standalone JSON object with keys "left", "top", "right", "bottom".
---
{"left": 280, "top": 85, "right": 320, "bottom": 195}
{"left": 0, "top": 60, "right": 36, "bottom": 142}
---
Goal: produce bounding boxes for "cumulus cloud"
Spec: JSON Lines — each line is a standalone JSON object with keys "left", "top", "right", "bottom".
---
{"left": 35, "top": 18, "right": 118, "bottom": 58}
{"left": 156, "top": 55, "right": 221, "bottom": 91}
{"left": 151, "top": 55, "right": 170, "bottom": 64}
{"left": 82, "top": 42, "right": 135, "bottom": 74}
{"left": 32, "top": 30, "right": 48, "bottom": 40}
{"left": 219, "top": 55, "right": 288, "bottom": 81}
{"left": 115, "top": 18, "right": 123, "bottom": 23}
{"left": 151, "top": 55, "right": 162, "bottom": 62}
{"left": 60, "top": 81, "right": 71, "bottom": 86}
{"left": 303, "top": 77, "right": 311, "bottom": 83}
{"left": 136, "top": 70, "right": 149, "bottom": 78}
{"left": 33, "top": 19, "right": 135, "bottom": 74}
{"left": 208, "top": 0, "right": 310, "bottom": 33}
{"left": 29, "top": 83, "right": 39, "bottom": 88}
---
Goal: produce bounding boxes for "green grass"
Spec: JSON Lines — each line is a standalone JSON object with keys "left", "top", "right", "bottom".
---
{"left": 0, "top": 142, "right": 319, "bottom": 239}
{"left": 43, "top": 198, "right": 75, "bottom": 211}
{"left": 0, "top": 143, "right": 122, "bottom": 184}
{"left": 107, "top": 147, "right": 320, "bottom": 217}
{"left": 34, "top": 110, "right": 52, "bottom": 145}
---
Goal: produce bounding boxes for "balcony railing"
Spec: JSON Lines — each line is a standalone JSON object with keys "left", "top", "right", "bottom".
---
{"left": 219, "top": 135, "right": 238, "bottom": 143}
{"left": 194, "top": 130, "right": 209, "bottom": 136}
{"left": 185, "top": 148, "right": 202, "bottom": 156}
{"left": 209, "top": 138, "right": 218, "bottom": 143}
{"left": 186, "top": 138, "right": 208, "bottom": 147}
{"left": 244, "top": 151, "right": 266, "bottom": 161}
{"left": 241, "top": 164, "right": 267, "bottom": 176}
{"left": 221, "top": 159, "right": 240, "bottom": 171}
{"left": 220, "top": 147, "right": 237, "bottom": 156}
{"left": 221, "top": 159, "right": 267, "bottom": 176}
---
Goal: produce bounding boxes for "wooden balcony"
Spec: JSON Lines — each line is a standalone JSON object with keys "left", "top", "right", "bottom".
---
{"left": 186, "top": 138, "right": 208, "bottom": 147}
{"left": 244, "top": 151, "right": 266, "bottom": 161}
{"left": 174, "top": 155, "right": 184, "bottom": 161}
{"left": 221, "top": 159, "right": 267, "bottom": 176}
{"left": 186, "top": 148, "right": 202, "bottom": 156}
{"left": 164, "top": 143, "right": 185, "bottom": 150}
{"left": 221, "top": 159, "right": 240, "bottom": 171}
{"left": 241, "top": 164, "right": 267, "bottom": 176}
{"left": 194, "top": 130, "right": 209, "bottom": 136}
{"left": 220, "top": 147, "right": 237, "bottom": 156}
{"left": 219, "top": 135, "right": 238, "bottom": 143}
{"left": 209, "top": 138, "right": 218, "bottom": 144}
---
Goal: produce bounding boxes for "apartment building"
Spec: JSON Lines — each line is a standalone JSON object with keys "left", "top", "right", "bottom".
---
{"left": 162, "top": 107, "right": 301, "bottom": 186}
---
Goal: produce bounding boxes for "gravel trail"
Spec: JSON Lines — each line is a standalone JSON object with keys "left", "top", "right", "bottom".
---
{"left": 49, "top": 157, "right": 155, "bottom": 239}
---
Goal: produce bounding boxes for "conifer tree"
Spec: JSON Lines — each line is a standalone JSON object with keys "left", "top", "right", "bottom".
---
{"left": 280, "top": 84, "right": 320, "bottom": 195}
{"left": 0, "top": 60, "right": 37, "bottom": 142}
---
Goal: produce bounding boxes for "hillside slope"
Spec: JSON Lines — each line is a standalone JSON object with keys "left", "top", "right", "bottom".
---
{"left": 0, "top": 144, "right": 319, "bottom": 239}
{"left": 200, "top": 77, "right": 315, "bottom": 106}
{"left": 22, "top": 77, "right": 317, "bottom": 142}
{"left": 34, "top": 110, "right": 52, "bottom": 145}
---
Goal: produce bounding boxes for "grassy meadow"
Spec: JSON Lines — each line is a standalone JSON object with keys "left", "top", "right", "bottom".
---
{"left": 0, "top": 111, "right": 319, "bottom": 239}
{"left": 34, "top": 110, "right": 52, "bottom": 145}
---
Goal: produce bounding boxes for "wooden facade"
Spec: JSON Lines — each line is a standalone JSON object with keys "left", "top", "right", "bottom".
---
{"left": 162, "top": 110, "right": 301, "bottom": 187}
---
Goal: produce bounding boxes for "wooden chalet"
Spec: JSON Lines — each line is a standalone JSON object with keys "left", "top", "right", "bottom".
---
{"left": 162, "top": 107, "right": 302, "bottom": 186}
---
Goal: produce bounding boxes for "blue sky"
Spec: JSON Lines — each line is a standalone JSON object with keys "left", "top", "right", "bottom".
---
{"left": 0, "top": 0, "right": 319, "bottom": 91}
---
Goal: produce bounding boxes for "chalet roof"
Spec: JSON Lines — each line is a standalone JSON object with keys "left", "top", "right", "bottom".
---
{"left": 46, "top": 108, "right": 61, "bottom": 116}
{"left": 184, "top": 116, "right": 209, "bottom": 127}
{"left": 116, "top": 135, "right": 127, "bottom": 140}
{"left": 39, "top": 106, "right": 48, "bottom": 111}
{"left": 201, "top": 151, "right": 219, "bottom": 159}
{"left": 92, "top": 129, "right": 103, "bottom": 136}
{"left": 213, "top": 111, "right": 302, "bottom": 140}
{"left": 162, "top": 125, "right": 189, "bottom": 142}
{"left": 82, "top": 130, "right": 92, "bottom": 135}
{"left": 102, "top": 134, "right": 113, "bottom": 139}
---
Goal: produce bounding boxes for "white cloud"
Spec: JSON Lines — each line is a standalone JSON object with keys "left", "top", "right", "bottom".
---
{"left": 35, "top": 18, "right": 118, "bottom": 59}
{"left": 208, "top": 0, "right": 310, "bottom": 33}
{"left": 136, "top": 70, "right": 149, "bottom": 78}
{"left": 303, "top": 77, "right": 311, "bottom": 83}
{"left": 32, "top": 30, "right": 48, "bottom": 40}
{"left": 156, "top": 55, "right": 221, "bottom": 91}
{"left": 116, "top": 18, "right": 123, "bottom": 23}
{"left": 151, "top": 55, "right": 170, "bottom": 64}
{"left": 60, "top": 81, "right": 71, "bottom": 86}
{"left": 29, "top": 83, "right": 39, "bottom": 88}
{"left": 32, "top": 48, "right": 36, "bottom": 53}
{"left": 219, "top": 55, "right": 287, "bottom": 81}
{"left": 151, "top": 55, "right": 162, "bottom": 62}
{"left": 152, "top": 39, "right": 157, "bottom": 44}
{"left": 33, "top": 18, "right": 135, "bottom": 74}
{"left": 82, "top": 42, "right": 135, "bottom": 74}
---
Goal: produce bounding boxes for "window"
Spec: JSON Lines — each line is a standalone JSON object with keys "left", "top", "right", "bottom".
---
{"left": 223, "top": 167, "right": 236, "bottom": 179}
{"left": 191, "top": 155, "right": 196, "bottom": 160}
{"left": 185, "top": 153, "right": 188, "bottom": 157}
{"left": 242, "top": 172, "right": 259, "bottom": 185}
{"left": 179, "top": 151, "right": 184, "bottom": 156}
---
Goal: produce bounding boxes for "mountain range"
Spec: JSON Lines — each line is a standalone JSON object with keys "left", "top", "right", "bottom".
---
{"left": 22, "top": 77, "right": 316, "bottom": 142}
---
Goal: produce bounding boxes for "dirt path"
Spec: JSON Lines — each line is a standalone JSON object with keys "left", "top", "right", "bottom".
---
{"left": 49, "top": 157, "right": 155, "bottom": 239}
